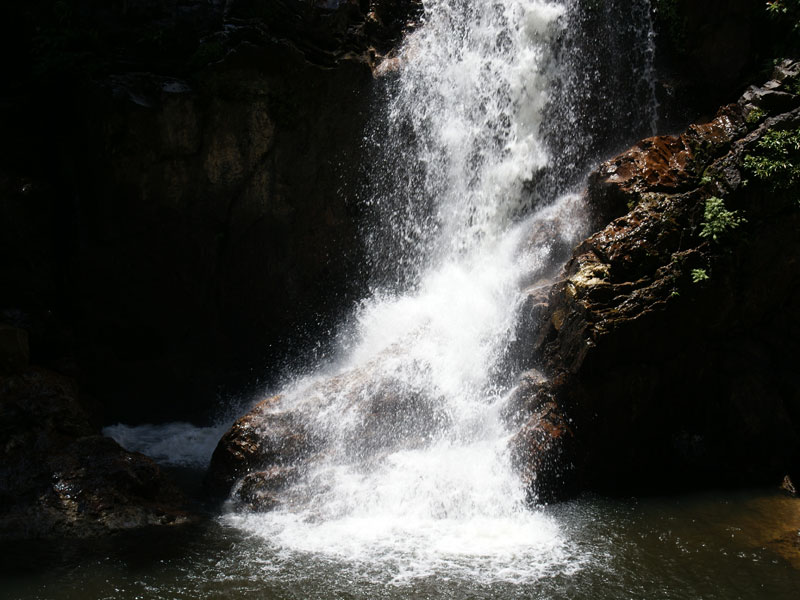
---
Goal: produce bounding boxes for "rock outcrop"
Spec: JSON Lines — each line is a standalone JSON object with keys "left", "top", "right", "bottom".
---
{"left": 0, "top": 367, "right": 195, "bottom": 540}
{"left": 651, "top": 0, "right": 793, "bottom": 127}
{"left": 0, "top": 0, "right": 422, "bottom": 540}
{"left": 511, "top": 61, "right": 800, "bottom": 501}
{"left": 0, "top": 1, "right": 421, "bottom": 424}
{"left": 205, "top": 394, "right": 313, "bottom": 497}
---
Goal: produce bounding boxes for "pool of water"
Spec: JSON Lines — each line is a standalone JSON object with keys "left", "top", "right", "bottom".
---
{"left": 3, "top": 489, "right": 798, "bottom": 600}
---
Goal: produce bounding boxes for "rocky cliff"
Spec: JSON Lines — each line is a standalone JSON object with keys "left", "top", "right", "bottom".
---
{"left": 3, "top": 0, "right": 800, "bottom": 538}
{"left": 0, "top": 0, "right": 421, "bottom": 424}
{"left": 510, "top": 60, "right": 800, "bottom": 501}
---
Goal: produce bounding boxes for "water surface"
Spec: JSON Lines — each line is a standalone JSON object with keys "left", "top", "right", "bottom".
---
{"left": 3, "top": 489, "right": 799, "bottom": 599}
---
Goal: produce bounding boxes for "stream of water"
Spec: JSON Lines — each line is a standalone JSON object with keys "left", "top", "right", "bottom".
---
{"left": 215, "top": 0, "right": 591, "bottom": 578}
{"left": 15, "top": 0, "right": 797, "bottom": 597}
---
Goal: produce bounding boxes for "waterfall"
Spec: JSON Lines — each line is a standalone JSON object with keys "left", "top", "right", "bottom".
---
{"left": 223, "top": 1, "right": 575, "bottom": 578}
{"left": 104, "top": 0, "right": 660, "bottom": 584}
{"left": 220, "top": 0, "right": 661, "bottom": 579}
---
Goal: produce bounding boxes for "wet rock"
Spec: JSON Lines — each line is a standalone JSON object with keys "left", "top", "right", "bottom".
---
{"left": 512, "top": 70, "right": 800, "bottom": 499}
{"left": 0, "top": 368, "right": 195, "bottom": 540}
{"left": 206, "top": 353, "right": 449, "bottom": 500}
{"left": 509, "top": 399, "right": 575, "bottom": 505}
{"left": 351, "top": 380, "right": 448, "bottom": 455}
{"left": 586, "top": 105, "right": 747, "bottom": 227}
{"left": 780, "top": 475, "right": 797, "bottom": 497}
{"left": 230, "top": 466, "right": 300, "bottom": 512}
{"left": 205, "top": 396, "right": 314, "bottom": 496}
{"left": 502, "top": 369, "right": 551, "bottom": 428}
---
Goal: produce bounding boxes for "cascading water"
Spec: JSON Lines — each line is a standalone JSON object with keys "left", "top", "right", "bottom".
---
{"left": 103, "top": 0, "right": 661, "bottom": 587}
{"left": 218, "top": 0, "right": 655, "bottom": 583}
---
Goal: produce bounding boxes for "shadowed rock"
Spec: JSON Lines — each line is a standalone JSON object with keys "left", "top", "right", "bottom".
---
{"left": 510, "top": 63, "right": 800, "bottom": 501}
{"left": 0, "top": 367, "right": 196, "bottom": 540}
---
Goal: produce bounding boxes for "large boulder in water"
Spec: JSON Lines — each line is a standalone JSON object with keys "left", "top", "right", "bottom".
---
{"left": 511, "top": 64, "right": 800, "bottom": 500}
{"left": 205, "top": 357, "right": 449, "bottom": 500}
{"left": 205, "top": 395, "right": 314, "bottom": 497}
{"left": 0, "top": 367, "right": 196, "bottom": 540}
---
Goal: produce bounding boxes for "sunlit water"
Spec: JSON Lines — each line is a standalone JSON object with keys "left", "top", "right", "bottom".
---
{"left": 202, "top": 0, "right": 581, "bottom": 578}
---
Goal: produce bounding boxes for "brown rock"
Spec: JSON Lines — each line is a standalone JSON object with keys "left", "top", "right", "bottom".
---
{"left": 0, "top": 367, "right": 195, "bottom": 540}
{"left": 510, "top": 398, "right": 575, "bottom": 505}
{"left": 510, "top": 71, "right": 800, "bottom": 500}
{"left": 205, "top": 395, "right": 314, "bottom": 496}
{"left": 206, "top": 352, "right": 449, "bottom": 501}
{"left": 231, "top": 466, "right": 300, "bottom": 512}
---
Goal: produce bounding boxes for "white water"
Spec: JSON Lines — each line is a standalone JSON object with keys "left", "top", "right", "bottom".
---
{"left": 103, "top": 421, "right": 229, "bottom": 468}
{"left": 108, "top": 0, "right": 659, "bottom": 585}
{"left": 221, "top": 0, "right": 587, "bottom": 581}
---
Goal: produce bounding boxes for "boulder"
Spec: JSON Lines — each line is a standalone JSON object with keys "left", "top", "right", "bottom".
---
{"left": 206, "top": 355, "right": 448, "bottom": 500}
{"left": 205, "top": 395, "right": 314, "bottom": 496}
{"left": 230, "top": 465, "right": 300, "bottom": 511}
{"left": 0, "top": 367, "right": 195, "bottom": 540}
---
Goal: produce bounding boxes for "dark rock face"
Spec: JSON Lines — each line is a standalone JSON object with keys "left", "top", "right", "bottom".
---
{"left": 511, "top": 63, "right": 800, "bottom": 500}
{"left": 69, "top": 49, "right": 372, "bottom": 423}
{"left": 0, "top": 325, "right": 30, "bottom": 375}
{"left": 224, "top": 0, "right": 422, "bottom": 66}
{"left": 0, "top": 0, "right": 421, "bottom": 540}
{"left": 0, "top": 367, "right": 195, "bottom": 540}
{"left": 652, "top": 0, "right": 798, "bottom": 127}
{"left": 0, "top": 1, "right": 422, "bottom": 424}
{"left": 508, "top": 372, "right": 576, "bottom": 504}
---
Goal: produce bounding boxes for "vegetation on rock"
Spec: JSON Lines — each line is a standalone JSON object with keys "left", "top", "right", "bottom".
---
{"left": 744, "top": 126, "right": 800, "bottom": 195}
{"left": 699, "top": 196, "right": 747, "bottom": 243}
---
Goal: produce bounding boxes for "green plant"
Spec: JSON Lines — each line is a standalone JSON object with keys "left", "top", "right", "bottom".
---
{"left": 746, "top": 107, "right": 767, "bottom": 125}
{"left": 699, "top": 196, "right": 746, "bottom": 243}
{"left": 699, "top": 169, "right": 715, "bottom": 186}
{"left": 743, "top": 127, "right": 800, "bottom": 192}
{"left": 767, "top": 0, "right": 800, "bottom": 28}
{"left": 691, "top": 268, "right": 710, "bottom": 283}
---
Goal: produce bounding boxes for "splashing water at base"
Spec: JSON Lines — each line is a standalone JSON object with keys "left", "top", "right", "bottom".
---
{"left": 222, "top": 197, "right": 590, "bottom": 580}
